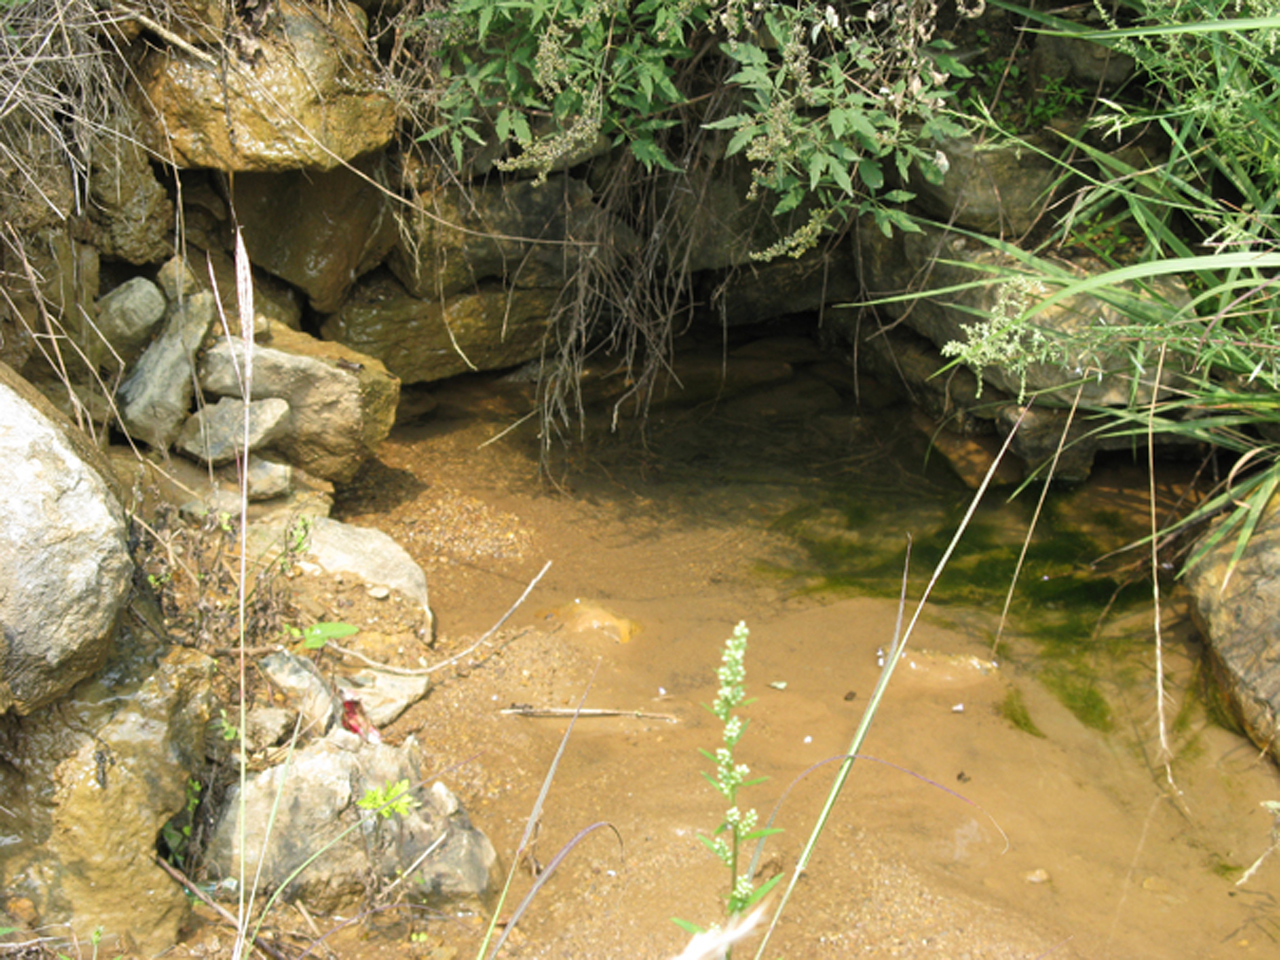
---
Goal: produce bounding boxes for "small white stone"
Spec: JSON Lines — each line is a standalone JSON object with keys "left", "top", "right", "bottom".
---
{"left": 1024, "top": 868, "right": 1051, "bottom": 884}
{"left": 367, "top": 585, "right": 390, "bottom": 600}
{"left": 952, "top": 703, "right": 965, "bottom": 713}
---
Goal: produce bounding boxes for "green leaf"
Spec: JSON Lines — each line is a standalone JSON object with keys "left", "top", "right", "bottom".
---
{"left": 725, "top": 125, "right": 757, "bottom": 158}
{"left": 858, "top": 159, "right": 884, "bottom": 191}
{"left": 671, "top": 918, "right": 705, "bottom": 936}
{"left": 302, "top": 621, "right": 360, "bottom": 650}
{"left": 630, "top": 137, "right": 681, "bottom": 172}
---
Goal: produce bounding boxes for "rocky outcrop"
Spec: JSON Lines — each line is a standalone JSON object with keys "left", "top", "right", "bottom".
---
{"left": 132, "top": 0, "right": 395, "bottom": 172}
{"left": 0, "top": 646, "right": 215, "bottom": 955}
{"left": 1187, "top": 503, "right": 1280, "bottom": 755}
{"left": 0, "top": 363, "right": 132, "bottom": 716}
{"left": 909, "top": 133, "right": 1065, "bottom": 237}
{"left": 321, "top": 270, "right": 557, "bottom": 384}
{"left": 234, "top": 155, "right": 398, "bottom": 312}
{"left": 387, "top": 175, "right": 630, "bottom": 300}
{"left": 856, "top": 221, "right": 1188, "bottom": 407}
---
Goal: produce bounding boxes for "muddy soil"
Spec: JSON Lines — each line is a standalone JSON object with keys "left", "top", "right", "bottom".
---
{"left": 178, "top": 352, "right": 1280, "bottom": 960}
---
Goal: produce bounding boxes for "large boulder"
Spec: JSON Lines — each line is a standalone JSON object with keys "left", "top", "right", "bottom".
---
{"left": 132, "top": 0, "right": 395, "bottom": 172}
{"left": 199, "top": 325, "right": 398, "bottom": 483}
{"left": 234, "top": 155, "right": 398, "bottom": 312}
{"left": 0, "top": 645, "right": 215, "bottom": 955}
{"left": 87, "top": 137, "right": 174, "bottom": 264}
{"left": 0, "top": 363, "right": 132, "bottom": 715}
{"left": 1187, "top": 501, "right": 1280, "bottom": 755}
{"left": 321, "top": 270, "right": 556, "bottom": 384}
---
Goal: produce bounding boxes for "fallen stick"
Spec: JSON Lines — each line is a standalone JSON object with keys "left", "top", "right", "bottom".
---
{"left": 500, "top": 704, "right": 678, "bottom": 723}
{"left": 152, "top": 857, "right": 289, "bottom": 960}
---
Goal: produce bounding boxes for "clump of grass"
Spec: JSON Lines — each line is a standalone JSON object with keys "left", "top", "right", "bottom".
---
{"left": 998, "top": 686, "right": 1046, "bottom": 738}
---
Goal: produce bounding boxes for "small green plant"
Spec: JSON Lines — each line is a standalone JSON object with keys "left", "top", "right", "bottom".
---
{"left": 1026, "top": 75, "right": 1085, "bottom": 127}
{"left": 676, "top": 622, "right": 781, "bottom": 946}
{"left": 285, "top": 621, "right": 360, "bottom": 650}
{"left": 998, "top": 686, "right": 1046, "bottom": 738}
{"left": 216, "top": 708, "right": 239, "bottom": 741}
{"left": 359, "top": 780, "right": 419, "bottom": 820}
{"left": 161, "top": 778, "right": 203, "bottom": 868}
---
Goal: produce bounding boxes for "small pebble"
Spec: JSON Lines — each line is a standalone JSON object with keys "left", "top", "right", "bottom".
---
{"left": 952, "top": 703, "right": 965, "bottom": 713}
{"left": 1024, "top": 868, "right": 1051, "bottom": 884}
{"left": 367, "top": 585, "right": 390, "bottom": 599}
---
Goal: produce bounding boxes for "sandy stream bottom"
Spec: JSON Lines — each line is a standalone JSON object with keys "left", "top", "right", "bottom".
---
{"left": 212, "top": 373, "right": 1280, "bottom": 960}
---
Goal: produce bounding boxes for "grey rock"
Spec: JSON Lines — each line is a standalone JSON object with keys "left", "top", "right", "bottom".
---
{"left": 235, "top": 155, "right": 398, "bottom": 313}
{"left": 199, "top": 326, "right": 398, "bottom": 483}
{"left": 0, "top": 367, "right": 132, "bottom": 715}
{"left": 910, "top": 134, "right": 1065, "bottom": 237}
{"left": 176, "top": 396, "right": 291, "bottom": 465}
{"left": 339, "top": 668, "right": 431, "bottom": 729}
{"left": 388, "top": 175, "right": 634, "bottom": 300}
{"left": 118, "top": 291, "right": 216, "bottom": 450}
{"left": 260, "top": 650, "right": 341, "bottom": 736}
{"left": 305, "top": 517, "right": 433, "bottom": 634}
{"left": 856, "top": 221, "right": 1189, "bottom": 407}
{"left": 204, "top": 735, "right": 497, "bottom": 912}
{"left": 88, "top": 136, "right": 174, "bottom": 265}
{"left": 156, "top": 256, "right": 201, "bottom": 303}
{"left": 96, "top": 277, "right": 166, "bottom": 371}
{"left": 246, "top": 705, "right": 295, "bottom": 751}
{"left": 245, "top": 455, "right": 293, "bottom": 500}
{"left": 1032, "top": 33, "right": 1135, "bottom": 90}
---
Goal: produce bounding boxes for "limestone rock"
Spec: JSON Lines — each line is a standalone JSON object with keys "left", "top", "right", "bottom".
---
{"left": 388, "top": 175, "right": 632, "bottom": 300}
{"left": 340, "top": 668, "right": 430, "bottom": 729}
{"left": 96, "top": 277, "right": 167, "bottom": 372}
{"left": 1187, "top": 502, "right": 1280, "bottom": 755}
{"left": 304, "top": 517, "right": 433, "bottom": 634}
{"left": 234, "top": 155, "right": 398, "bottom": 312}
{"left": 660, "top": 153, "right": 819, "bottom": 272}
{"left": 1031, "top": 33, "right": 1135, "bottom": 90}
{"left": 245, "top": 455, "right": 294, "bottom": 500}
{"left": 200, "top": 326, "right": 398, "bottom": 483}
{"left": 118, "top": 291, "right": 216, "bottom": 450}
{"left": 205, "top": 735, "right": 496, "bottom": 913}
{"left": 857, "top": 221, "right": 1188, "bottom": 407}
{"left": 176, "top": 396, "right": 292, "bottom": 465}
{"left": 322, "top": 270, "right": 555, "bottom": 384}
{"left": 910, "top": 133, "right": 1065, "bottom": 237}
{"left": 0, "top": 646, "right": 215, "bottom": 955}
{"left": 160, "top": 249, "right": 304, "bottom": 336}
{"left": 88, "top": 138, "right": 174, "bottom": 264}
{"left": 698, "top": 245, "right": 861, "bottom": 326}
{"left": 260, "top": 650, "right": 341, "bottom": 736}
{"left": 132, "top": 0, "right": 395, "bottom": 172}
{"left": 0, "top": 364, "right": 132, "bottom": 715}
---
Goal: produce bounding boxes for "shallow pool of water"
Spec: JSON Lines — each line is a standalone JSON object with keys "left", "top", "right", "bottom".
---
{"left": 332, "top": 355, "right": 1280, "bottom": 959}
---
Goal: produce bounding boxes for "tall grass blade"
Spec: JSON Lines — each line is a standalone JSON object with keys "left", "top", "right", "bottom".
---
{"left": 752, "top": 410, "right": 1025, "bottom": 959}
{"left": 476, "top": 663, "right": 601, "bottom": 960}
